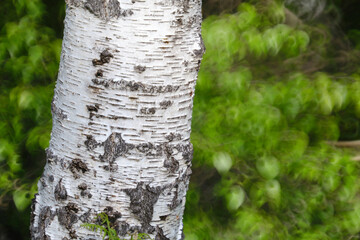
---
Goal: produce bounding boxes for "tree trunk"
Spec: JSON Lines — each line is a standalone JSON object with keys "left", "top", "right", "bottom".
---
{"left": 30, "top": 0, "right": 204, "bottom": 239}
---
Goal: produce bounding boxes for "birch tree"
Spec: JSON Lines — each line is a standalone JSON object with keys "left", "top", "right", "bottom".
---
{"left": 30, "top": 0, "right": 204, "bottom": 239}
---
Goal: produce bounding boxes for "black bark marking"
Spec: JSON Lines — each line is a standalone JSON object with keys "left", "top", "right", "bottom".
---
{"left": 48, "top": 175, "right": 54, "bottom": 182}
{"left": 195, "top": 59, "right": 202, "bottom": 72}
{"left": 78, "top": 183, "right": 87, "bottom": 190}
{"left": 169, "top": 167, "right": 192, "bottom": 210}
{"left": 69, "top": 158, "right": 89, "bottom": 178}
{"left": 165, "top": 133, "right": 181, "bottom": 142}
{"left": 31, "top": 204, "right": 55, "bottom": 240}
{"left": 101, "top": 133, "right": 130, "bottom": 171}
{"left": 163, "top": 157, "right": 179, "bottom": 173}
{"left": 180, "top": 229, "right": 185, "bottom": 240}
{"left": 30, "top": 194, "right": 38, "bottom": 239}
{"left": 116, "top": 221, "right": 130, "bottom": 236}
{"left": 54, "top": 179, "right": 68, "bottom": 201}
{"left": 79, "top": 209, "right": 91, "bottom": 223}
{"left": 159, "top": 215, "right": 168, "bottom": 221}
{"left": 193, "top": 34, "right": 206, "bottom": 58}
{"left": 160, "top": 100, "right": 172, "bottom": 109}
{"left": 140, "top": 107, "right": 156, "bottom": 115}
{"left": 69, "top": 230, "right": 78, "bottom": 239}
{"left": 181, "top": 143, "right": 193, "bottom": 163}
{"left": 46, "top": 149, "right": 66, "bottom": 169}
{"left": 85, "top": 0, "right": 118, "bottom": 19}
{"left": 84, "top": 135, "right": 99, "bottom": 151}
{"left": 92, "top": 50, "right": 114, "bottom": 66}
{"left": 86, "top": 104, "right": 100, "bottom": 120}
{"left": 51, "top": 100, "right": 67, "bottom": 120}
{"left": 123, "top": 182, "right": 165, "bottom": 233}
{"left": 101, "top": 133, "right": 127, "bottom": 162}
{"left": 155, "top": 226, "right": 170, "bottom": 240}
{"left": 134, "top": 65, "right": 146, "bottom": 73}
{"left": 91, "top": 79, "right": 181, "bottom": 93}
{"left": 86, "top": 104, "right": 99, "bottom": 112}
{"left": 65, "top": 0, "right": 82, "bottom": 7}
{"left": 103, "top": 206, "right": 122, "bottom": 225}
{"left": 78, "top": 183, "right": 91, "bottom": 198}
{"left": 57, "top": 203, "right": 79, "bottom": 238}
{"left": 95, "top": 69, "right": 104, "bottom": 77}
{"left": 40, "top": 173, "right": 47, "bottom": 188}
{"left": 83, "top": 0, "right": 134, "bottom": 20}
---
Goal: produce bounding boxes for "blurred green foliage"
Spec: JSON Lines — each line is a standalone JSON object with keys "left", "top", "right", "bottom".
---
{"left": 0, "top": 0, "right": 61, "bottom": 238}
{"left": 1, "top": 0, "right": 360, "bottom": 239}
{"left": 185, "top": 1, "right": 360, "bottom": 240}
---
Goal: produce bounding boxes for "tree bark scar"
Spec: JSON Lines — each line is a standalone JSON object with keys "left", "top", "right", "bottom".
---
{"left": 123, "top": 182, "right": 166, "bottom": 234}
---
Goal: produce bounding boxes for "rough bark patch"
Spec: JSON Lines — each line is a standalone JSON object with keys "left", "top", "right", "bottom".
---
{"left": 123, "top": 182, "right": 165, "bottom": 233}
{"left": 91, "top": 79, "right": 181, "bottom": 93}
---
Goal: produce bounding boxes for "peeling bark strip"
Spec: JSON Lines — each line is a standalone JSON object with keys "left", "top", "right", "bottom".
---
{"left": 31, "top": 0, "right": 203, "bottom": 239}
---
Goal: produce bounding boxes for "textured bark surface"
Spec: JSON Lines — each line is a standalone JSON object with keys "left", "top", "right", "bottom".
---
{"left": 30, "top": 0, "right": 204, "bottom": 239}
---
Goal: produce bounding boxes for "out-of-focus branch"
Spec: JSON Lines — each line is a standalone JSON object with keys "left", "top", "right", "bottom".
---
{"left": 327, "top": 140, "right": 360, "bottom": 148}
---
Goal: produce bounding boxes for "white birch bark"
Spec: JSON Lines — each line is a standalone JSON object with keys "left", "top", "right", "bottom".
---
{"left": 30, "top": 0, "right": 204, "bottom": 239}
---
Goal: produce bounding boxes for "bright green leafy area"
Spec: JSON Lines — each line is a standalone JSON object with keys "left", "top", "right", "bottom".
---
{"left": 0, "top": 0, "right": 61, "bottom": 238}
{"left": 81, "top": 213, "right": 153, "bottom": 240}
{"left": 184, "top": 1, "right": 360, "bottom": 239}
